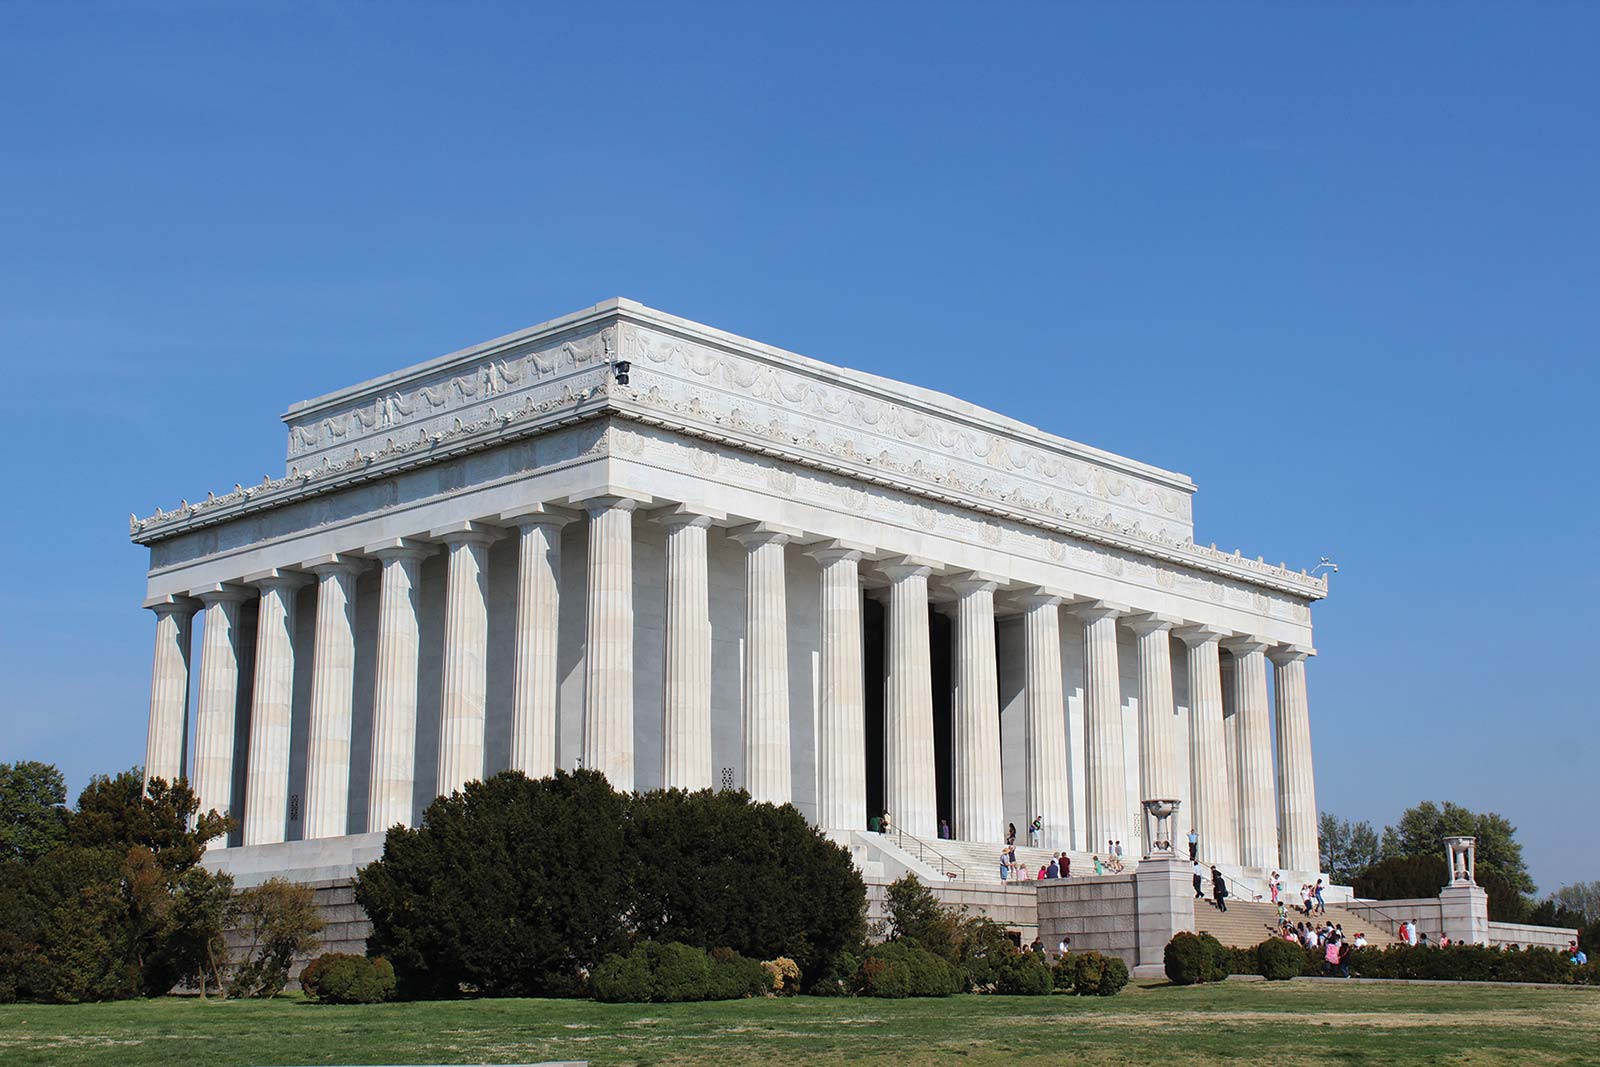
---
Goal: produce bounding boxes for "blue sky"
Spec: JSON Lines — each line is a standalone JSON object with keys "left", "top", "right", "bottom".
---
{"left": 1, "top": 4, "right": 1594, "bottom": 891}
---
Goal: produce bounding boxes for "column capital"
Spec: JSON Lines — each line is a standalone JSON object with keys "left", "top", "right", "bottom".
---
{"left": 1268, "top": 643, "right": 1315, "bottom": 665}
{"left": 429, "top": 520, "right": 505, "bottom": 546}
{"left": 1125, "top": 612, "right": 1182, "bottom": 637}
{"left": 1071, "top": 599, "right": 1130, "bottom": 623}
{"left": 1222, "top": 635, "right": 1271, "bottom": 657}
{"left": 242, "top": 567, "right": 313, "bottom": 593}
{"left": 1174, "top": 623, "right": 1230, "bottom": 647}
{"left": 805, "top": 539, "right": 869, "bottom": 566}
{"left": 945, "top": 572, "right": 1002, "bottom": 598}
{"left": 876, "top": 555, "right": 935, "bottom": 583}
{"left": 565, "top": 487, "right": 653, "bottom": 513}
{"left": 729, "top": 521, "right": 802, "bottom": 549}
{"left": 654, "top": 503, "right": 726, "bottom": 530}
{"left": 1016, "top": 586, "right": 1064, "bottom": 610}
{"left": 498, "top": 502, "right": 579, "bottom": 530}
{"left": 143, "top": 593, "right": 199, "bottom": 616}
{"left": 363, "top": 537, "right": 434, "bottom": 563}
{"left": 301, "top": 552, "right": 368, "bottom": 579}
{"left": 191, "top": 581, "right": 254, "bottom": 605}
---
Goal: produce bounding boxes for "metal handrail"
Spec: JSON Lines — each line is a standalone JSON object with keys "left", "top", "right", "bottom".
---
{"left": 888, "top": 828, "right": 967, "bottom": 881}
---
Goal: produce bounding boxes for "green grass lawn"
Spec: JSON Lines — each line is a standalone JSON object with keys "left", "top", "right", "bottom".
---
{"left": 3, "top": 980, "right": 1597, "bottom": 1067}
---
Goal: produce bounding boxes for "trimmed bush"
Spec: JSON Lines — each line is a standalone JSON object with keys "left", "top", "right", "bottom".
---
{"left": 856, "top": 942, "right": 958, "bottom": 998}
{"left": 995, "top": 952, "right": 1054, "bottom": 995}
{"left": 1257, "top": 937, "right": 1312, "bottom": 980}
{"left": 1050, "top": 955, "right": 1075, "bottom": 992}
{"left": 1072, "top": 951, "right": 1129, "bottom": 996}
{"left": 299, "top": 953, "right": 397, "bottom": 1004}
{"left": 1164, "top": 932, "right": 1227, "bottom": 985}
{"left": 589, "top": 942, "right": 769, "bottom": 1003}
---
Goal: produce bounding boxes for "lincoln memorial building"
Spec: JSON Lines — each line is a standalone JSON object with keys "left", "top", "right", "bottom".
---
{"left": 131, "top": 299, "right": 1328, "bottom": 892}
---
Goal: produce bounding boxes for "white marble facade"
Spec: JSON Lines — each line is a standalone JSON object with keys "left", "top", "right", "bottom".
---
{"left": 133, "top": 299, "right": 1326, "bottom": 878}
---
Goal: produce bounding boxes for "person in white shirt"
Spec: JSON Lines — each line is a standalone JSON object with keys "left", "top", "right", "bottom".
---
{"left": 1353, "top": 932, "right": 1368, "bottom": 949}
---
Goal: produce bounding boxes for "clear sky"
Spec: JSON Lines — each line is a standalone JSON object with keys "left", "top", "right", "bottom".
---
{"left": 1, "top": 4, "right": 1594, "bottom": 892}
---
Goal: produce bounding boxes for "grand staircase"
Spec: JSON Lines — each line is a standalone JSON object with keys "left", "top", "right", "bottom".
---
{"left": 1194, "top": 898, "right": 1404, "bottom": 949}
{"left": 885, "top": 831, "right": 1131, "bottom": 884}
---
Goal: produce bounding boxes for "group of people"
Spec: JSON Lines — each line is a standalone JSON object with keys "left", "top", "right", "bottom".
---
{"left": 1279, "top": 919, "right": 1363, "bottom": 976}
{"left": 1192, "top": 861, "right": 1232, "bottom": 911}
{"left": 1268, "top": 872, "right": 1328, "bottom": 916}
{"left": 999, "top": 846, "right": 1075, "bottom": 882}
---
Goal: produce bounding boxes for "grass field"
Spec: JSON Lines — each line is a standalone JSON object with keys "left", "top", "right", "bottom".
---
{"left": 3, "top": 980, "right": 1597, "bottom": 1067}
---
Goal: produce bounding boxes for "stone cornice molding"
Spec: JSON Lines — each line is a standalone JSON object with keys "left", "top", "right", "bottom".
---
{"left": 128, "top": 300, "right": 1327, "bottom": 603}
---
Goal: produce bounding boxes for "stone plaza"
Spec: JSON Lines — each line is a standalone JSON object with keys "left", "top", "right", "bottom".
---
{"left": 132, "top": 298, "right": 1345, "bottom": 955}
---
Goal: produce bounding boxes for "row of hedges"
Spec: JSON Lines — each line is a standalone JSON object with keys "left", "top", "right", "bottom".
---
{"left": 589, "top": 943, "right": 772, "bottom": 1003}
{"left": 1165, "top": 933, "right": 1600, "bottom": 986}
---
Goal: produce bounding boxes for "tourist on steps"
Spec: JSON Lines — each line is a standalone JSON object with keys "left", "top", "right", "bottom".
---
{"left": 1211, "top": 866, "right": 1229, "bottom": 912}
{"left": 1188, "top": 827, "right": 1199, "bottom": 861}
{"left": 1193, "top": 860, "right": 1205, "bottom": 899}
{"left": 1006, "top": 822, "right": 1017, "bottom": 846}
{"left": 1029, "top": 815, "right": 1043, "bottom": 847}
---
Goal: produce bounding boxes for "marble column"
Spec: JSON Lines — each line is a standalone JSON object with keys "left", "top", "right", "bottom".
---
{"left": 1225, "top": 636, "right": 1277, "bottom": 869}
{"left": 733, "top": 525, "right": 792, "bottom": 805}
{"left": 882, "top": 560, "right": 937, "bottom": 838}
{"left": 435, "top": 522, "right": 500, "bottom": 798}
{"left": 582, "top": 497, "right": 637, "bottom": 792}
{"left": 143, "top": 596, "right": 197, "bottom": 789}
{"left": 302, "top": 555, "right": 363, "bottom": 840}
{"left": 243, "top": 570, "right": 310, "bottom": 847}
{"left": 1271, "top": 645, "right": 1319, "bottom": 873}
{"left": 1077, "top": 601, "right": 1128, "bottom": 859}
{"left": 504, "top": 507, "right": 573, "bottom": 780}
{"left": 365, "top": 539, "right": 430, "bottom": 832}
{"left": 1021, "top": 593, "right": 1071, "bottom": 850}
{"left": 1176, "top": 625, "right": 1236, "bottom": 865}
{"left": 192, "top": 584, "right": 251, "bottom": 822}
{"left": 810, "top": 546, "right": 866, "bottom": 831}
{"left": 659, "top": 508, "right": 717, "bottom": 791}
{"left": 950, "top": 578, "right": 1003, "bottom": 845}
{"left": 1128, "top": 615, "right": 1180, "bottom": 805}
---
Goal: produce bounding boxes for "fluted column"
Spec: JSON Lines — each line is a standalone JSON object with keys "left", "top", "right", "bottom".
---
{"left": 365, "top": 539, "right": 429, "bottom": 832}
{"left": 1225, "top": 636, "right": 1277, "bottom": 868}
{"left": 1076, "top": 601, "right": 1128, "bottom": 858}
{"left": 435, "top": 522, "right": 500, "bottom": 798}
{"left": 1021, "top": 593, "right": 1070, "bottom": 850}
{"left": 1128, "top": 615, "right": 1179, "bottom": 803}
{"left": 302, "top": 555, "right": 363, "bottom": 840}
{"left": 882, "top": 560, "right": 936, "bottom": 838}
{"left": 143, "top": 596, "right": 197, "bottom": 789}
{"left": 1176, "top": 625, "right": 1236, "bottom": 865}
{"left": 243, "top": 570, "right": 310, "bottom": 846}
{"left": 192, "top": 584, "right": 251, "bottom": 823}
{"left": 659, "top": 508, "right": 718, "bottom": 791}
{"left": 733, "top": 525, "right": 792, "bottom": 805}
{"left": 582, "top": 497, "right": 638, "bottom": 791}
{"left": 810, "top": 545, "right": 866, "bottom": 830}
{"left": 950, "top": 578, "right": 1003, "bottom": 844}
{"left": 504, "top": 507, "right": 573, "bottom": 779}
{"left": 1271, "top": 645, "right": 1318, "bottom": 873}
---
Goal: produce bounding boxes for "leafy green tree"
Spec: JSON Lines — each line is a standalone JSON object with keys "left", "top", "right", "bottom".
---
{"left": 624, "top": 787, "right": 867, "bottom": 986}
{"left": 0, "top": 846, "right": 136, "bottom": 1003}
{"left": 881, "top": 873, "right": 959, "bottom": 960}
{"left": 1379, "top": 801, "right": 1533, "bottom": 897}
{"left": 0, "top": 761, "right": 69, "bottom": 863}
{"left": 1318, "top": 811, "right": 1381, "bottom": 883}
{"left": 226, "top": 878, "right": 325, "bottom": 998}
{"left": 69, "top": 770, "right": 229, "bottom": 875}
{"left": 357, "top": 769, "right": 631, "bottom": 998}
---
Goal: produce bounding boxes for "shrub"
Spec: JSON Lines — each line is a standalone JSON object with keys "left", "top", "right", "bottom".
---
{"left": 1256, "top": 937, "right": 1311, "bottom": 980}
{"left": 589, "top": 942, "right": 769, "bottom": 1003}
{"left": 856, "top": 956, "right": 912, "bottom": 998}
{"left": 956, "top": 917, "right": 1020, "bottom": 992}
{"left": 995, "top": 952, "right": 1054, "bottom": 995}
{"left": 299, "top": 953, "right": 396, "bottom": 1004}
{"left": 1050, "top": 955, "right": 1075, "bottom": 992}
{"left": 1164, "top": 931, "right": 1228, "bottom": 985}
{"left": 1072, "top": 951, "right": 1128, "bottom": 996}
{"left": 857, "top": 942, "right": 958, "bottom": 997}
{"left": 762, "top": 956, "right": 801, "bottom": 995}
{"left": 227, "top": 878, "right": 325, "bottom": 999}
